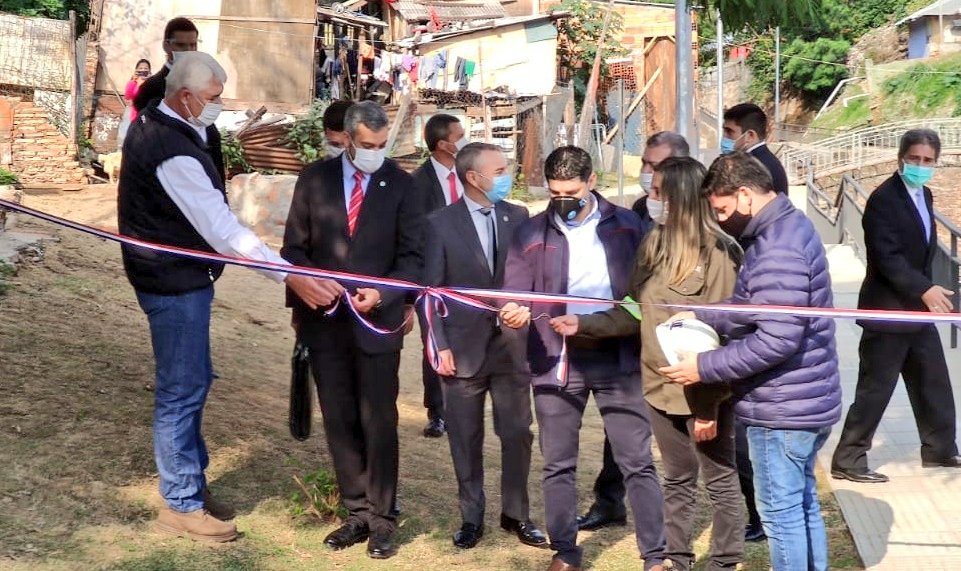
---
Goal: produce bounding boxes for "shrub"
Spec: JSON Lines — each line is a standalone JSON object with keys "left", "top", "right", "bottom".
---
{"left": 0, "top": 167, "right": 18, "bottom": 186}
{"left": 283, "top": 100, "right": 331, "bottom": 164}
{"left": 220, "top": 129, "right": 252, "bottom": 175}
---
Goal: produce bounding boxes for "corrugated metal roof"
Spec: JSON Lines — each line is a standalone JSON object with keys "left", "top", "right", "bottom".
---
{"left": 896, "top": 0, "right": 961, "bottom": 26}
{"left": 390, "top": 0, "right": 507, "bottom": 23}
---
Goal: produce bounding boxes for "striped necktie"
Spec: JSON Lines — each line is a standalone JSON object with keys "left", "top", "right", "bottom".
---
{"left": 348, "top": 170, "right": 364, "bottom": 237}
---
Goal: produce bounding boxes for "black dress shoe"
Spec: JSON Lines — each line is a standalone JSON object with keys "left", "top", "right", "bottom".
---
{"left": 423, "top": 417, "right": 447, "bottom": 438}
{"left": 453, "top": 522, "right": 484, "bottom": 549}
{"left": 367, "top": 528, "right": 398, "bottom": 559}
{"left": 830, "top": 467, "right": 889, "bottom": 483}
{"left": 500, "top": 514, "right": 548, "bottom": 548}
{"left": 389, "top": 501, "right": 401, "bottom": 518}
{"left": 575, "top": 506, "right": 627, "bottom": 531}
{"left": 324, "top": 520, "right": 369, "bottom": 550}
{"left": 745, "top": 522, "right": 766, "bottom": 543}
{"left": 923, "top": 455, "right": 961, "bottom": 468}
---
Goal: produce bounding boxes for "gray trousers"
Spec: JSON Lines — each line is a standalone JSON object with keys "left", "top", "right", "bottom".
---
{"left": 441, "top": 350, "right": 533, "bottom": 526}
{"left": 649, "top": 403, "right": 744, "bottom": 570}
{"left": 534, "top": 353, "right": 666, "bottom": 570}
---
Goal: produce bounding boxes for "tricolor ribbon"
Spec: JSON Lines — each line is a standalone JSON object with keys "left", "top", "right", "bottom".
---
{"left": 2, "top": 198, "right": 959, "bottom": 384}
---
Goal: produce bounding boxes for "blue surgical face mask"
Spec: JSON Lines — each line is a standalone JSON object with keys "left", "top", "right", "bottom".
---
{"left": 719, "top": 137, "right": 736, "bottom": 155}
{"left": 901, "top": 162, "right": 935, "bottom": 188}
{"left": 485, "top": 174, "right": 512, "bottom": 203}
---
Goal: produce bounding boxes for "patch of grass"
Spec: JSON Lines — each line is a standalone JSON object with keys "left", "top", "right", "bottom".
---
{"left": 810, "top": 84, "right": 871, "bottom": 131}
{"left": 289, "top": 467, "right": 347, "bottom": 523}
{"left": 0, "top": 260, "right": 14, "bottom": 296}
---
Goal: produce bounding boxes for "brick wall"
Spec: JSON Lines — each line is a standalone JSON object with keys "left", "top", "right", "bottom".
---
{"left": 5, "top": 98, "right": 86, "bottom": 186}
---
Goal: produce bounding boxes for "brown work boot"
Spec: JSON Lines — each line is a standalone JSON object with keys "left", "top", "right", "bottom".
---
{"left": 204, "top": 488, "right": 236, "bottom": 521}
{"left": 156, "top": 507, "right": 238, "bottom": 542}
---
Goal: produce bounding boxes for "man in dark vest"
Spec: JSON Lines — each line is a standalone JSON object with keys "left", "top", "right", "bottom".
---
{"left": 118, "top": 52, "right": 337, "bottom": 543}
{"left": 132, "top": 17, "right": 226, "bottom": 185}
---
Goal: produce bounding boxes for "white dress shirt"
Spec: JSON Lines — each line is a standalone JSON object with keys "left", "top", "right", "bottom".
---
{"left": 554, "top": 196, "right": 614, "bottom": 315}
{"left": 342, "top": 153, "right": 371, "bottom": 212}
{"left": 431, "top": 156, "right": 463, "bottom": 205}
{"left": 746, "top": 141, "right": 765, "bottom": 153}
{"left": 154, "top": 101, "right": 288, "bottom": 282}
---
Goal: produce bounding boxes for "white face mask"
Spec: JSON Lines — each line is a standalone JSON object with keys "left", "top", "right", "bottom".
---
{"left": 640, "top": 172, "right": 654, "bottom": 193}
{"left": 350, "top": 146, "right": 386, "bottom": 174}
{"left": 647, "top": 197, "right": 668, "bottom": 225}
{"left": 455, "top": 137, "right": 470, "bottom": 152}
{"left": 186, "top": 95, "right": 222, "bottom": 128}
{"left": 326, "top": 144, "right": 345, "bottom": 158}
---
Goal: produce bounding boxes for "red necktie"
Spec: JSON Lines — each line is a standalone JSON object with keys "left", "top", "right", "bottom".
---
{"left": 348, "top": 170, "right": 364, "bottom": 237}
{"left": 448, "top": 171, "right": 459, "bottom": 204}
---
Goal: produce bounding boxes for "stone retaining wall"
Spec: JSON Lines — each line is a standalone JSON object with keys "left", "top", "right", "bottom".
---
{"left": 229, "top": 173, "right": 297, "bottom": 245}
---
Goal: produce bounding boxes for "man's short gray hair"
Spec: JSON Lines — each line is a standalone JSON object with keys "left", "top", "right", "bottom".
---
{"left": 165, "top": 52, "right": 227, "bottom": 97}
{"left": 898, "top": 128, "right": 941, "bottom": 161}
{"left": 646, "top": 131, "right": 690, "bottom": 158}
{"left": 455, "top": 142, "right": 502, "bottom": 185}
{"left": 344, "top": 101, "right": 389, "bottom": 137}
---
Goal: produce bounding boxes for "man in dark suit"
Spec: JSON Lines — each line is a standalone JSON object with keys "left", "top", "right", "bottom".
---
{"left": 411, "top": 113, "right": 468, "bottom": 437}
{"left": 832, "top": 129, "right": 961, "bottom": 483}
{"left": 423, "top": 142, "right": 546, "bottom": 550}
{"left": 132, "top": 17, "right": 226, "bottom": 185}
{"left": 282, "top": 101, "right": 424, "bottom": 559}
{"left": 721, "top": 103, "right": 788, "bottom": 195}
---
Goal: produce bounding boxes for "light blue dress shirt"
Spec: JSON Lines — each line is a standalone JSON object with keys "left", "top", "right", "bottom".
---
{"left": 901, "top": 174, "right": 931, "bottom": 242}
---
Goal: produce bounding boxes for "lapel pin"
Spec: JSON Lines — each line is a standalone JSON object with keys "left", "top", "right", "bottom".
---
{"left": 379, "top": 181, "right": 386, "bottom": 187}
{"left": 503, "top": 215, "right": 508, "bottom": 222}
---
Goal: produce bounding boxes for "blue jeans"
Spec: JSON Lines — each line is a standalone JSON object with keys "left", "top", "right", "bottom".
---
{"left": 746, "top": 426, "right": 831, "bottom": 571}
{"left": 137, "top": 286, "right": 214, "bottom": 513}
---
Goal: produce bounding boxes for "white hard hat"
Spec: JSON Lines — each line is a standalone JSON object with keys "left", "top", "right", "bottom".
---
{"left": 655, "top": 318, "right": 721, "bottom": 366}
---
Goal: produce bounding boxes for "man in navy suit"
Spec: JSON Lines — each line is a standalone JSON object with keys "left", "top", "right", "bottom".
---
{"left": 832, "top": 129, "right": 961, "bottom": 482}
{"left": 423, "top": 142, "right": 546, "bottom": 550}
{"left": 721, "top": 103, "right": 788, "bottom": 195}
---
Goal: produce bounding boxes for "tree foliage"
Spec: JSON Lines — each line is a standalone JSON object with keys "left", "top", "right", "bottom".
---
{"left": 0, "top": 0, "right": 89, "bottom": 34}
{"left": 556, "top": 0, "right": 628, "bottom": 107}
{"left": 700, "top": 0, "right": 824, "bottom": 32}
{"left": 782, "top": 37, "right": 851, "bottom": 101}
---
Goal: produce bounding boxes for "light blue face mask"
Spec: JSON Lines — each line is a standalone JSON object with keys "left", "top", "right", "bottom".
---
{"left": 720, "top": 137, "right": 737, "bottom": 155}
{"left": 485, "top": 174, "right": 513, "bottom": 203}
{"left": 901, "top": 162, "right": 935, "bottom": 188}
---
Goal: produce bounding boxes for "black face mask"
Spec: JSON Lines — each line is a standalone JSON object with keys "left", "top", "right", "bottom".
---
{"left": 136, "top": 70, "right": 149, "bottom": 77}
{"left": 551, "top": 196, "right": 588, "bottom": 222}
{"left": 719, "top": 210, "right": 752, "bottom": 238}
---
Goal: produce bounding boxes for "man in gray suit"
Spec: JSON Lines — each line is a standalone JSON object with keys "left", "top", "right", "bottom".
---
{"left": 423, "top": 142, "right": 546, "bottom": 550}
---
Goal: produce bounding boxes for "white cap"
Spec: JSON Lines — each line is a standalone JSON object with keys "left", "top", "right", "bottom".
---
{"left": 655, "top": 318, "right": 721, "bottom": 366}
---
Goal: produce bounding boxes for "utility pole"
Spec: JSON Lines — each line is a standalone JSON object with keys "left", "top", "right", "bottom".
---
{"left": 616, "top": 79, "right": 625, "bottom": 204}
{"left": 675, "top": 0, "right": 693, "bottom": 144}
{"left": 774, "top": 26, "right": 781, "bottom": 140}
{"left": 716, "top": 12, "right": 723, "bottom": 146}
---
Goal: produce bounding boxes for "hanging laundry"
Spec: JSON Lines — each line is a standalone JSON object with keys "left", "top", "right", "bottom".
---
{"left": 454, "top": 57, "right": 466, "bottom": 90}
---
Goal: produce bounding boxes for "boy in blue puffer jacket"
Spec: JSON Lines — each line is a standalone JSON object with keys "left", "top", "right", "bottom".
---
{"left": 660, "top": 152, "right": 842, "bottom": 571}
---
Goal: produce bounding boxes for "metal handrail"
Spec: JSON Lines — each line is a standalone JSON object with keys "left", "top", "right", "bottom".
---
{"left": 783, "top": 118, "right": 961, "bottom": 183}
{"left": 806, "top": 171, "right": 961, "bottom": 347}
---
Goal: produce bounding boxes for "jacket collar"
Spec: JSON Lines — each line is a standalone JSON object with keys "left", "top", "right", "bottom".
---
{"left": 741, "top": 193, "right": 793, "bottom": 240}
{"left": 143, "top": 100, "right": 208, "bottom": 149}
{"left": 546, "top": 190, "right": 616, "bottom": 232}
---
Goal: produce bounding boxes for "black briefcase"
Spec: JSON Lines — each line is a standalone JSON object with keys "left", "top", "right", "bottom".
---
{"left": 289, "top": 341, "right": 312, "bottom": 441}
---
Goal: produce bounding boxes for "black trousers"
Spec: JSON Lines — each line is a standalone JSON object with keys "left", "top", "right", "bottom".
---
{"left": 649, "top": 404, "right": 743, "bottom": 571}
{"left": 302, "top": 322, "right": 400, "bottom": 533}
{"left": 441, "top": 350, "right": 533, "bottom": 526}
{"left": 535, "top": 354, "right": 665, "bottom": 569}
{"left": 734, "top": 419, "right": 761, "bottom": 528}
{"left": 833, "top": 326, "right": 958, "bottom": 471}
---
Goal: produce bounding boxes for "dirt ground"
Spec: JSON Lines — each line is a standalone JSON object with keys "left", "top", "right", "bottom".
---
{"left": 0, "top": 186, "right": 862, "bottom": 570}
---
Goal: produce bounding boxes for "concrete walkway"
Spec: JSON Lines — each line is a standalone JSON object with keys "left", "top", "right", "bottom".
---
{"left": 819, "top": 243, "right": 961, "bottom": 570}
